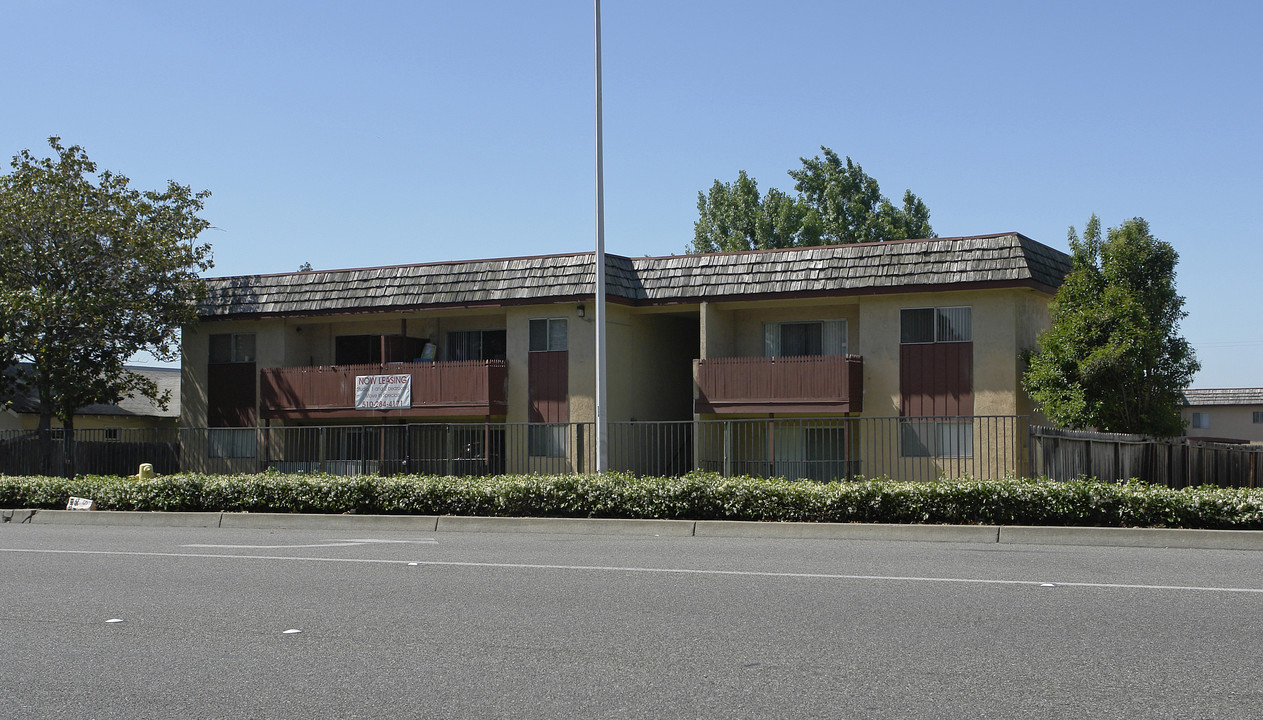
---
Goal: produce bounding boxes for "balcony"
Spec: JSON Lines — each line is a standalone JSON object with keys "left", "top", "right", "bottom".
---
{"left": 694, "top": 355, "right": 863, "bottom": 414}
{"left": 260, "top": 360, "right": 507, "bottom": 419}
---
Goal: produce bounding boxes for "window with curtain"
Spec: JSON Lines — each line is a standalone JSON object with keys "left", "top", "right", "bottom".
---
{"left": 763, "top": 320, "right": 846, "bottom": 357}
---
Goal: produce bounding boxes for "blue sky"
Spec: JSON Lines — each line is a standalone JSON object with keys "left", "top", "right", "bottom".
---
{"left": 5, "top": 1, "right": 1260, "bottom": 387}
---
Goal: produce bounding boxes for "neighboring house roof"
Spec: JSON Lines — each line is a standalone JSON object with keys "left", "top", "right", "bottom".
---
{"left": 1182, "top": 388, "right": 1263, "bottom": 407}
{"left": 1, "top": 366, "right": 180, "bottom": 418}
{"left": 200, "top": 233, "right": 1072, "bottom": 320}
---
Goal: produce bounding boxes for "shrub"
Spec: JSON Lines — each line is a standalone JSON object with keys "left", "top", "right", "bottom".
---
{"left": 2, "top": 471, "right": 1262, "bottom": 530}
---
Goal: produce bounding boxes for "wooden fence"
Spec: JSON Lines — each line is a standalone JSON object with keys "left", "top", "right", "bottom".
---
{"left": 1030, "top": 425, "right": 1261, "bottom": 489}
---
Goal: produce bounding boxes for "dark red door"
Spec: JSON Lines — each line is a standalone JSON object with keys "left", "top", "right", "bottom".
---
{"left": 528, "top": 351, "right": 568, "bottom": 423}
{"left": 208, "top": 362, "right": 257, "bottom": 427}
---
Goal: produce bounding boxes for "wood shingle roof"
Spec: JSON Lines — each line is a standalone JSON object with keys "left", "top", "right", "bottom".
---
{"left": 1182, "top": 389, "right": 1263, "bottom": 407}
{"left": 2, "top": 366, "right": 180, "bottom": 418}
{"left": 200, "top": 233, "right": 1071, "bottom": 319}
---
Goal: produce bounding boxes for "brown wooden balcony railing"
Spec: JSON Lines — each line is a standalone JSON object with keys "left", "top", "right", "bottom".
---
{"left": 260, "top": 360, "right": 508, "bottom": 419}
{"left": 694, "top": 355, "right": 863, "bottom": 414}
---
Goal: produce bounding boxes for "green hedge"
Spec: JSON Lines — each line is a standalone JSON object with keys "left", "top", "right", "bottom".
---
{"left": 2, "top": 471, "right": 1263, "bottom": 529}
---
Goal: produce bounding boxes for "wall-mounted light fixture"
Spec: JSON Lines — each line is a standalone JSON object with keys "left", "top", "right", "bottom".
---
{"left": 577, "top": 304, "right": 586, "bottom": 318}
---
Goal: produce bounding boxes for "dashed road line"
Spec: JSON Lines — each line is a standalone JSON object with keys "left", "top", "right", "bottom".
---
{"left": 181, "top": 538, "right": 439, "bottom": 549}
{"left": 3, "top": 547, "right": 1262, "bottom": 594}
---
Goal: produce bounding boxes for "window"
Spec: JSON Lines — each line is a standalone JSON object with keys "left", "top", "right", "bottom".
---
{"left": 209, "top": 333, "right": 256, "bottom": 364}
{"left": 447, "top": 329, "right": 507, "bottom": 361}
{"left": 901, "top": 419, "right": 974, "bottom": 458}
{"left": 208, "top": 428, "right": 256, "bottom": 458}
{"left": 900, "top": 307, "right": 972, "bottom": 344}
{"left": 335, "top": 334, "right": 380, "bottom": 365}
{"left": 1192, "top": 412, "right": 1210, "bottom": 429}
{"left": 333, "top": 334, "right": 428, "bottom": 364}
{"left": 528, "top": 424, "right": 568, "bottom": 457}
{"left": 529, "top": 318, "right": 567, "bottom": 352}
{"left": 763, "top": 320, "right": 847, "bottom": 357}
{"left": 1253, "top": 412, "right": 1263, "bottom": 425}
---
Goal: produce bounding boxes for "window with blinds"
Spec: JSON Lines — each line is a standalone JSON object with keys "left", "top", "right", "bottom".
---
{"left": 763, "top": 320, "right": 847, "bottom": 357}
{"left": 900, "top": 307, "right": 971, "bottom": 344}
{"left": 209, "top": 333, "right": 256, "bottom": 363}
{"left": 446, "top": 329, "right": 507, "bottom": 361}
{"left": 529, "top": 318, "right": 568, "bottom": 352}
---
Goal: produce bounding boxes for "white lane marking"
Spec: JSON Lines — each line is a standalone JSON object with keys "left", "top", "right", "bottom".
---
{"left": 181, "top": 538, "right": 438, "bottom": 549}
{"left": 3, "top": 548, "right": 1261, "bottom": 595}
{"left": 183, "top": 543, "right": 368, "bottom": 549}
{"left": 2, "top": 548, "right": 414, "bottom": 565}
{"left": 334, "top": 539, "right": 440, "bottom": 544}
{"left": 404, "top": 560, "right": 1263, "bottom": 595}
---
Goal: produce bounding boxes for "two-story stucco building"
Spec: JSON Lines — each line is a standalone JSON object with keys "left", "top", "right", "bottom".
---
{"left": 1182, "top": 389, "right": 1263, "bottom": 444}
{"left": 181, "top": 233, "right": 1071, "bottom": 479}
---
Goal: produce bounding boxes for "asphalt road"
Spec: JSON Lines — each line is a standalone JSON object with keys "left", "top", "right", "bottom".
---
{"left": 2, "top": 523, "right": 1261, "bottom": 719}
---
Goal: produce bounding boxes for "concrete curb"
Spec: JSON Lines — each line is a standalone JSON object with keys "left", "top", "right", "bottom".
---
{"left": 437, "top": 516, "right": 696, "bottom": 536}
{"left": 696, "top": 520, "right": 1000, "bottom": 543}
{"left": 4, "top": 508, "right": 1263, "bottom": 550}
{"left": 999, "top": 525, "right": 1263, "bottom": 551}
{"left": 26, "top": 509, "right": 221, "bottom": 528}
{"left": 220, "top": 513, "right": 440, "bottom": 531}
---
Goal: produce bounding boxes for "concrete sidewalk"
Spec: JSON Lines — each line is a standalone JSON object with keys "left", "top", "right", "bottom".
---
{"left": 5, "top": 507, "right": 1263, "bottom": 551}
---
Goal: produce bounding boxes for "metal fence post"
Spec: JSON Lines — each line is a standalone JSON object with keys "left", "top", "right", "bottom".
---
{"left": 445, "top": 424, "right": 455, "bottom": 477}
{"left": 723, "top": 421, "right": 732, "bottom": 478}
{"left": 319, "top": 427, "right": 327, "bottom": 475}
{"left": 767, "top": 418, "right": 775, "bottom": 479}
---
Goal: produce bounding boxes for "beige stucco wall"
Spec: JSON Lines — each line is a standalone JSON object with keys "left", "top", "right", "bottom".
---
{"left": 687, "top": 286, "right": 1058, "bottom": 480}
{"left": 1, "top": 410, "right": 22, "bottom": 431}
{"left": 699, "top": 298, "right": 860, "bottom": 360}
{"left": 181, "top": 317, "right": 286, "bottom": 428}
{"left": 175, "top": 282, "right": 1056, "bottom": 479}
{"left": 501, "top": 303, "right": 589, "bottom": 473}
{"left": 1013, "top": 291, "right": 1054, "bottom": 421}
{"left": 504, "top": 304, "right": 588, "bottom": 424}
{"left": 1182, "top": 406, "right": 1263, "bottom": 444}
{"left": 855, "top": 288, "right": 1047, "bottom": 419}
{"left": 729, "top": 301, "right": 860, "bottom": 358}
{"left": 282, "top": 312, "right": 508, "bottom": 366}
{"left": 605, "top": 305, "right": 697, "bottom": 422}
{"left": 183, "top": 311, "right": 518, "bottom": 428}
{"left": 699, "top": 302, "right": 734, "bottom": 359}
{"left": 853, "top": 288, "right": 1047, "bottom": 478}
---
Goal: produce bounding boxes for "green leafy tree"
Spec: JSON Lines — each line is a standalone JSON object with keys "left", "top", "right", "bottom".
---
{"left": 690, "top": 147, "right": 933, "bottom": 253}
{"left": 0, "top": 138, "right": 213, "bottom": 476}
{"left": 789, "top": 149, "right": 933, "bottom": 245}
{"left": 1023, "top": 215, "right": 1199, "bottom": 437}
{"left": 0, "top": 306, "right": 18, "bottom": 403}
{"left": 689, "top": 171, "right": 807, "bottom": 253}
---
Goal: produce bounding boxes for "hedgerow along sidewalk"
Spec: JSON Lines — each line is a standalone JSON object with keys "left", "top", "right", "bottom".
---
{"left": 3, "top": 471, "right": 1263, "bottom": 531}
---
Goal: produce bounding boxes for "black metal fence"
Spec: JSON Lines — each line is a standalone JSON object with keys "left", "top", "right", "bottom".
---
{"left": 6, "top": 420, "right": 1261, "bottom": 488}
{"left": 1030, "top": 425, "right": 1262, "bottom": 489}
{"left": 2, "top": 416, "right": 1029, "bottom": 482}
{"left": 0, "top": 427, "right": 181, "bottom": 477}
{"left": 692, "top": 416, "right": 1027, "bottom": 483}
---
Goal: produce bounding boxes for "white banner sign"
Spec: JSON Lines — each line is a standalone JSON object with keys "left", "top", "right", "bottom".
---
{"left": 355, "top": 374, "right": 412, "bottom": 410}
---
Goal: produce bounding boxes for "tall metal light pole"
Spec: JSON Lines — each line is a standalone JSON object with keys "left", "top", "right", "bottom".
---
{"left": 593, "top": 0, "right": 609, "bottom": 473}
